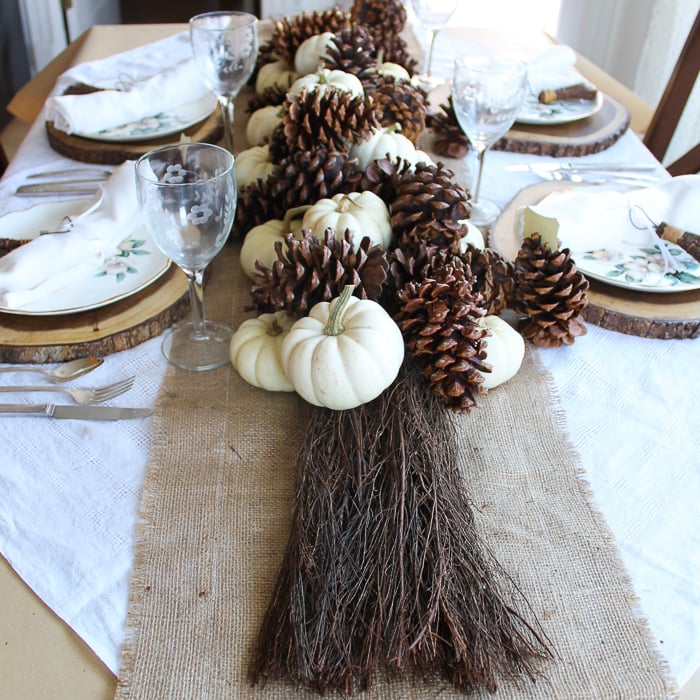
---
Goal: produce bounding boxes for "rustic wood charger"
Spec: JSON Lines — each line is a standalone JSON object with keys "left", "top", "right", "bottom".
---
{"left": 491, "top": 181, "right": 700, "bottom": 339}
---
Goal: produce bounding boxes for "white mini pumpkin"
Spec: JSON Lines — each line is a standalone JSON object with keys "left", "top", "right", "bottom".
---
{"left": 235, "top": 145, "right": 275, "bottom": 188}
{"left": 350, "top": 125, "right": 434, "bottom": 170}
{"left": 458, "top": 220, "right": 486, "bottom": 251}
{"left": 301, "top": 192, "right": 392, "bottom": 251}
{"left": 289, "top": 68, "right": 364, "bottom": 99}
{"left": 281, "top": 286, "right": 404, "bottom": 409}
{"left": 255, "top": 60, "right": 299, "bottom": 93}
{"left": 478, "top": 315, "right": 525, "bottom": 390}
{"left": 245, "top": 105, "right": 283, "bottom": 146}
{"left": 375, "top": 60, "right": 410, "bottom": 82}
{"left": 230, "top": 311, "right": 296, "bottom": 392}
{"left": 294, "top": 32, "right": 335, "bottom": 75}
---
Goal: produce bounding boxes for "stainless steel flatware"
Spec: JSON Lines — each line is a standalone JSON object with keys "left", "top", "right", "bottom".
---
{"left": 0, "top": 376, "right": 135, "bottom": 404}
{"left": 15, "top": 182, "right": 104, "bottom": 196}
{"left": 0, "top": 403, "right": 152, "bottom": 420}
{"left": 505, "top": 161, "right": 658, "bottom": 174}
{"left": 0, "top": 357, "right": 104, "bottom": 383}
{"left": 26, "top": 168, "right": 113, "bottom": 180}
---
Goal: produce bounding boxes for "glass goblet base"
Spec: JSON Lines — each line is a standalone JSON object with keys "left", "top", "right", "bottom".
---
{"left": 468, "top": 198, "right": 503, "bottom": 227}
{"left": 411, "top": 73, "right": 446, "bottom": 93}
{"left": 162, "top": 320, "right": 233, "bottom": 371}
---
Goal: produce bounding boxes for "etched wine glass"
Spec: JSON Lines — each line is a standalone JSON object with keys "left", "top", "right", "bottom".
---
{"left": 410, "top": 0, "right": 459, "bottom": 90}
{"left": 452, "top": 54, "right": 528, "bottom": 226}
{"left": 135, "top": 143, "right": 237, "bottom": 371}
{"left": 189, "top": 11, "right": 258, "bottom": 154}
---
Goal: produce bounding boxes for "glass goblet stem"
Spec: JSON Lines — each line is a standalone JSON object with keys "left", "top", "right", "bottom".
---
{"left": 186, "top": 268, "right": 208, "bottom": 339}
{"left": 424, "top": 28, "right": 437, "bottom": 78}
{"left": 217, "top": 95, "right": 235, "bottom": 153}
{"left": 472, "top": 146, "right": 488, "bottom": 206}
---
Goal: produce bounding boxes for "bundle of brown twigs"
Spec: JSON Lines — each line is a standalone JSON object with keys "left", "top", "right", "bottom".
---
{"left": 250, "top": 359, "right": 553, "bottom": 695}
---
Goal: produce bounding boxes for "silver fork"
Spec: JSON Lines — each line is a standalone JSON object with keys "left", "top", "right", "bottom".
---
{"left": 0, "top": 376, "right": 135, "bottom": 405}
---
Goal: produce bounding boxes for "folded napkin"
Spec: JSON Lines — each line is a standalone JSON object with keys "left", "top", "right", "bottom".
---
{"left": 0, "top": 161, "right": 143, "bottom": 309}
{"left": 531, "top": 175, "right": 699, "bottom": 252}
{"left": 526, "top": 45, "right": 587, "bottom": 96}
{"left": 46, "top": 58, "right": 211, "bottom": 135}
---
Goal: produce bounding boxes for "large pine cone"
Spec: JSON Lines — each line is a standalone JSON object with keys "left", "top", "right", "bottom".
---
{"left": 340, "top": 156, "right": 411, "bottom": 208}
{"left": 250, "top": 229, "right": 388, "bottom": 316}
{"left": 323, "top": 24, "right": 377, "bottom": 76}
{"left": 276, "top": 89, "right": 380, "bottom": 157}
{"left": 364, "top": 76, "right": 427, "bottom": 143}
{"left": 395, "top": 260, "right": 490, "bottom": 413}
{"left": 513, "top": 233, "right": 589, "bottom": 347}
{"left": 426, "top": 97, "right": 470, "bottom": 159}
{"left": 246, "top": 85, "right": 288, "bottom": 113}
{"left": 266, "top": 9, "right": 351, "bottom": 66}
{"left": 234, "top": 180, "right": 285, "bottom": 237}
{"left": 391, "top": 162, "right": 471, "bottom": 240}
{"left": 461, "top": 244, "right": 516, "bottom": 315}
{"left": 396, "top": 219, "right": 469, "bottom": 257}
{"left": 351, "top": 0, "right": 406, "bottom": 36}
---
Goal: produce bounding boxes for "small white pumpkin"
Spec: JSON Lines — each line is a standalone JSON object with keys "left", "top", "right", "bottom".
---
{"left": 478, "top": 315, "right": 525, "bottom": 390}
{"left": 350, "top": 125, "right": 434, "bottom": 170}
{"left": 301, "top": 191, "right": 392, "bottom": 250}
{"left": 289, "top": 68, "right": 364, "bottom": 99}
{"left": 239, "top": 210, "right": 305, "bottom": 279}
{"left": 255, "top": 60, "right": 299, "bottom": 93}
{"left": 230, "top": 311, "right": 296, "bottom": 392}
{"left": 245, "top": 105, "right": 283, "bottom": 146}
{"left": 294, "top": 32, "right": 335, "bottom": 75}
{"left": 281, "top": 285, "right": 404, "bottom": 409}
{"left": 236, "top": 145, "right": 275, "bottom": 188}
{"left": 375, "top": 60, "right": 410, "bottom": 82}
{"left": 458, "top": 220, "right": 486, "bottom": 251}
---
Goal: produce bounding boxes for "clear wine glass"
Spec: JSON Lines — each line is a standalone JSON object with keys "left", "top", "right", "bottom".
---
{"left": 410, "top": 0, "right": 458, "bottom": 90}
{"left": 452, "top": 54, "right": 528, "bottom": 226}
{"left": 189, "top": 11, "right": 258, "bottom": 154}
{"left": 135, "top": 143, "right": 237, "bottom": 371}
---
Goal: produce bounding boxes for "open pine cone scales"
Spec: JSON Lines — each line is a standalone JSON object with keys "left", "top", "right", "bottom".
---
{"left": 513, "top": 233, "right": 589, "bottom": 347}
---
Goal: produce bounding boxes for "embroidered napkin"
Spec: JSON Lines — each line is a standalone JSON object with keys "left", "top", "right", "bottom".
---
{"left": 45, "top": 58, "right": 211, "bottom": 135}
{"left": 526, "top": 45, "right": 587, "bottom": 95}
{"left": 0, "top": 161, "right": 142, "bottom": 309}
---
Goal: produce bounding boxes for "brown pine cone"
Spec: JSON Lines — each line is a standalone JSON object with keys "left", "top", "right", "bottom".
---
{"left": 323, "top": 24, "right": 377, "bottom": 76}
{"left": 339, "top": 155, "right": 411, "bottom": 208}
{"left": 395, "top": 260, "right": 489, "bottom": 413}
{"left": 250, "top": 229, "right": 388, "bottom": 316}
{"left": 461, "top": 244, "right": 516, "bottom": 315}
{"left": 266, "top": 9, "right": 351, "bottom": 66}
{"left": 351, "top": 0, "right": 406, "bottom": 36}
{"left": 396, "top": 219, "right": 469, "bottom": 257}
{"left": 234, "top": 180, "right": 285, "bottom": 237}
{"left": 246, "top": 85, "right": 288, "bottom": 113}
{"left": 364, "top": 76, "right": 427, "bottom": 143}
{"left": 391, "top": 162, "right": 471, "bottom": 239}
{"left": 277, "top": 89, "right": 380, "bottom": 156}
{"left": 267, "top": 147, "right": 360, "bottom": 213}
{"left": 513, "top": 233, "right": 589, "bottom": 347}
{"left": 427, "top": 98, "right": 470, "bottom": 159}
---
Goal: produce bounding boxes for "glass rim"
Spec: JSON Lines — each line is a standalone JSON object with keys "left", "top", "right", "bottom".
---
{"left": 453, "top": 54, "right": 528, "bottom": 76}
{"left": 135, "top": 142, "right": 236, "bottom": 187}
{"left": 189, "top": 11, "right": 258, "bottom": 29}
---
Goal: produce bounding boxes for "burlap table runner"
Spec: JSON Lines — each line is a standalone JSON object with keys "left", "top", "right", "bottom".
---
{"left": 115, "top": 243, "right": 676, "bottom": 699}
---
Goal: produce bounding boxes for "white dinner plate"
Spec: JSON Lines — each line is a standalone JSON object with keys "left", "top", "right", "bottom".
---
{"left": 0, "top": 199, "right": 171, "bottom": 316}
{"left": 516, "top": 89, "right": 604, "bottom": 126}
{"left": 75, "top": 93, "right": 217, "bottom": 143}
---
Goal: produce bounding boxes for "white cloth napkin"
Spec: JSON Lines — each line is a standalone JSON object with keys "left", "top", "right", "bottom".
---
{"left": 531, "top": 175, "right": 699, "bottom": 251}
{"left": 0, "top": 161, "right": 142, "bottom": 309}
{"left": 526, "top": 45, "right": 586, "bottom": 95}
{"left": 45, "top": 58, "right": 211, "bottom": 135}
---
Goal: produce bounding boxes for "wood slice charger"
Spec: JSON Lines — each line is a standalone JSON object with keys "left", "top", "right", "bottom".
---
{"left": 491, "top": 181, "right": 700, "bottom": 340}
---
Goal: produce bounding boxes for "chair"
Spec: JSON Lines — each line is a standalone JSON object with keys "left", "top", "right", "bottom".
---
{"left": 0, "top": 141, "right": 7, "bottom": 177}
{"left": 643, "top": 9, "right": 700, "bottom": 175}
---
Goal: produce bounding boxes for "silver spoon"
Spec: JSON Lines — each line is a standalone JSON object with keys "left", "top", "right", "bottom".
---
{"left": 0, "top": 357, "right": 104, "bottom": 383}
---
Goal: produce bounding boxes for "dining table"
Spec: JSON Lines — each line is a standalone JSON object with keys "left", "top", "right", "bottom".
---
{"left": 0, "top": 16, "right": 698, "bottom": 700}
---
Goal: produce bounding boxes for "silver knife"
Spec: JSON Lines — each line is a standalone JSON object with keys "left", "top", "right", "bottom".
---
{"left": 16, "top": 182, "right": 103, "bottom": 196}
{"left": 0, "top": 403, "right": 152, "bottom": 420}
{"left": 505, "top": 161, "right": 658, "bottom": 173}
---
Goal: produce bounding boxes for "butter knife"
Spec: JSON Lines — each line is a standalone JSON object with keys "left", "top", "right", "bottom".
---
{"left": 0, "top": 403, "right": 152, "bottom": 420}
{"left": 15, "top": 182, "right": 103, "bottom": 196}
{"left": 505, "top": 161, "right": 658, "bottom": 173}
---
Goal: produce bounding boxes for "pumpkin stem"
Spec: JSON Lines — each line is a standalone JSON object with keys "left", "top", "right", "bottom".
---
{"left": 268, "top": 317, "right": 285, "bottom": 336}
{"left": 336, "top": 195, "right": 364, "bottom": 213}
{"left": 283, "top": 205, "right": 310, "bottom": 232}
{"left": 325, "top": 285, "right": 354, "bottom": 336}
{"left": 376, "top": 49, "right": 385, "bottom": 66}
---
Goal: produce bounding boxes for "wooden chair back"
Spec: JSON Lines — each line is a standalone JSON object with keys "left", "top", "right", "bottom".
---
{"left": 643, "top": 10, "right": 700, "bottom": 175}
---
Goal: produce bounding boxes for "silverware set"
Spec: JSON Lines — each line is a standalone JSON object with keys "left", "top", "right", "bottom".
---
{"left": 0, "top": 356, "right": 152, "bottom": 419}
{"left": 505, "top": 161, "right": 663, "bottom": 186}
{"left": 15, "top": 168, "right": 112, "bottom": 197}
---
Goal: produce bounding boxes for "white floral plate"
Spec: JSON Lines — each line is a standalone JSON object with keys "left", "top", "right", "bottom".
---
{"left": 0, "top": 199, "right": 171, "bottom": 316}
{"left": 516, "top": 90, "right": 604, "bottom": 125}
{"left": 75, "top": 93, "right": 217, "bottom": 143}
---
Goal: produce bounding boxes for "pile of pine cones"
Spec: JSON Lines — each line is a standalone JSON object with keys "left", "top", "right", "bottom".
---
{"left": 239, "top": 0, "right": 589, "bottom": 414}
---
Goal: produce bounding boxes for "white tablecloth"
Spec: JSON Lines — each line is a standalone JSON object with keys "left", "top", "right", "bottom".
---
{"left": 0, "top": 35, "right": 698, "bottom": 688}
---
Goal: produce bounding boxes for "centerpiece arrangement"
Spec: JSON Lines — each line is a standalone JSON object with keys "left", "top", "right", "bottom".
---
{"left": 227, "top": 0, "right": 589, "bottom": 693}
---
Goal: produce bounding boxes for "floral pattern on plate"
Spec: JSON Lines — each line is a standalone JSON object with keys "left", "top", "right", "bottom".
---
{"left": 517, "top": 90, "right": 603, "bottom": 125}
{"left": 96, "top": 238, "right": 151, "bottom": 283}
{"left": 578, "top": 241, "right": 700, "bottom": 292}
